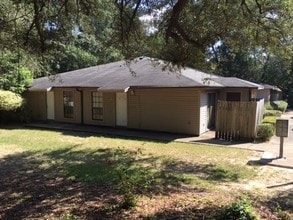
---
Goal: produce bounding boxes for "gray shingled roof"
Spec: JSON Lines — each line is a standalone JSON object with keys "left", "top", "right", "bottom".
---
{"left": 212, "top": 77, "right": 263, "bottom": 88}
{"left": 29, "top": 57, "right": 262, "bottom": 91}
{"left": 259, "top": 83, "right": 281, "bottom": 91}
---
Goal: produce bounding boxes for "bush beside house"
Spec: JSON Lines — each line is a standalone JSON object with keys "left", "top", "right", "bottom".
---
{"left": 0, "top": 90, "right": 25, "bottom": 123}
{"left": 257, "top": 123, "right": 275, "bottom": 142}
{"left": 265, "top": 101, "right": 288, "bottom": 113}
{"left": 257, "top": 100, "right": 288, "bottom": 141}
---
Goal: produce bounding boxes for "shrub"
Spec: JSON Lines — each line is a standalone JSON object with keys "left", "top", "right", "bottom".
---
{"left": 265, "top": 101, "right": 288, "bottom": 113}
{"left": 264, "top": 102, "right": 274, "bottom": 110}
{"left": 0, "top": 90, "right": 23, "bottom": 111}
{"left": 257, "top": 123, "right": 274, "bottom": 141}
{"left": 264, "top": 110, "right": 282, "bottom": 117}
{"left": 112, "top": 147, "right": 154, "bottom": 209}
{"left": 275, "top": 204, "right": 291, "bottom": 220}
{"left": 220, "top": 198, "right": 259, "bottom": 220}
{"left": 262, "top": 116, "right": 276, "bottom": 126}
{"left": 276, "top": 100, "right": 288, "bottom": 113}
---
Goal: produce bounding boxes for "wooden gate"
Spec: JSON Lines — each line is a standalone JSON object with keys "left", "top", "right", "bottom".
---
{"left": 215, "top": 99, "right": 264, "bottom": 140}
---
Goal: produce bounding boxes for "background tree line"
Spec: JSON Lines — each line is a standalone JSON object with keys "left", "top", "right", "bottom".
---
{"left": 0, "top": 0, "right": 292, "bottom": 106}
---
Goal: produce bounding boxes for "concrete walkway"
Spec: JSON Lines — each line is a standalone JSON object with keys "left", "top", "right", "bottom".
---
{"left": 26, "top": 110, "right": 293, "bottom": 169}
{"left": 176, "top": 110, "right": 293, "bottom": 169}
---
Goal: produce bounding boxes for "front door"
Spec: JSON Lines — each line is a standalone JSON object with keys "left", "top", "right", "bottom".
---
{"left": 116, "top": 92, "right": 128, "bottom": 126}
{"left": 47, "top": 91, "right": 55, "bottom": 120}
{"left": 207, "top": 93, "right": 216, "bottom": 129}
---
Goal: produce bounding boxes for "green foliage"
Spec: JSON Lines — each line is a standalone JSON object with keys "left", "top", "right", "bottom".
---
{"left": 264, "top": 110, "right": 282, "bottom": 117}
{"left": 262, "top": 116, "right": 277, "bottom": 125}
{"left": 257, "top": 123, "right": 275, "bottom": 142}
{"left": 0, "top": 51, "right": 33, "bottom": 93}
{"left": 60, "top": 211, "right": 79, "bottom": 220}
{"left": 0, "top": 0, "right": 292, "bottom": 107}
{"left": 275, "top": 204, "right": 291, "bottom": 220}
{"left": 211, "top": 44, "right": 263, "bottom": 82}
{"left": 286, "top": 89, "right": 293, "bottom": 108}
{"left": 221, "top": 197, "right": 259, "bottom": 220}
{"left": 265, "top": 101, "right": 288, "bottom": 113}
{"left": 50, "top": 44, "right": 98, "bottom": 73}
{"left": 275, "top": 101, "right": 288, "bottom": 113}
{"left": 1, "top": 67, "right": 33, "bottom": 94}
{"left": 112, "top": 147, "right": 154, "bottom": 209}
{"left": 0, "top": 90, "right": 23, "bottom": 111}
{"left": 265, "top": 102, "right": 274, "bottom": 110}
{"left": 261, "top": 55, "right": 292, "bottom": 93}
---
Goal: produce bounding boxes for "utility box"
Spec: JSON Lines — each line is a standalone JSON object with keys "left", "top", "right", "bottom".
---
{"left": 276, "top": 119, "right": 289, "bottom": 137}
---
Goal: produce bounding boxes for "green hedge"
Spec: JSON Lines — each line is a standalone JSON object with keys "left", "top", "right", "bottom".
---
{"left": 276, "top": 101, "right": 288, "bottom": 113}
{"left": 265, "top": 101, "right": 288, "bottom": 113}
{"left": 262, "top": 116, "right": 277, "bottom": 126}
{"left": 0, "top": 90, "right": 23, "bottom": 111}
{"left": 264, "top": 102, "right": 274, "bottom": 110}
{"left": 264, "top": 110, "right": 282, "bottom": 117}
{"left": 257, "top": 123, "right": 275, "bottom": 142}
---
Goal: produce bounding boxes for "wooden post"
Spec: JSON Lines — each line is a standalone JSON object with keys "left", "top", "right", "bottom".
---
{"left": 279, "top": 137, "right": 284, "bottom": 158}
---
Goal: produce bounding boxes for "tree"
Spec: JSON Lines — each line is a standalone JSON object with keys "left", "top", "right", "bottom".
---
{"left": 209, "top": 43, "right": 263, "bottom": 82}
{"left": 0, "top": 0, "right": 292, "bottom": 82}
{"left": 113, "top": 0, "right": 293, "bottom": 66}
{"left": 0, "top": 50, "right": 33, "bottom": 94}
{"left": 261, "top": 55, "right": 292, "bottom": 90}
{"left": 1, "top": 1, "right": 291, "bottom": 65}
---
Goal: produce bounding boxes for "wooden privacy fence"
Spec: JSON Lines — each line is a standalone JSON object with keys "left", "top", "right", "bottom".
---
{"left": 215, "top": 99, "right": 264, "bottom": 140}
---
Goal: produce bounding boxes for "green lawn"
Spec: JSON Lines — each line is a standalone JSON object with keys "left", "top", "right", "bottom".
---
{"left": 0, "top": 127, "right": 291, "bottom": 219}
{"left": 0, "top": 127, "right": 256, "bottom": 185}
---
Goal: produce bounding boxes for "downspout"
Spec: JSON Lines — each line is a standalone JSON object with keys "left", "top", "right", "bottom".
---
{"left": 76, "top": 88, "right": 84, "bottom": 124}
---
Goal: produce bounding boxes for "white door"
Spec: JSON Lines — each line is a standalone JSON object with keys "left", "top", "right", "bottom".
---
{"left": 47, "top": 91, "right": 55, "bottom": 120}
{"left": 116, "top": 92, "right": 128, "bottom": 126}
{"left": 199, "top": 93, "right": 208, "bottom": 134}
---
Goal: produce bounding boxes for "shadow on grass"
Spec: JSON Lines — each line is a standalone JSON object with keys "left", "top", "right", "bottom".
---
{"left": 25, "top": 122, "right": 190, "bottom": 143}
{"left": 0, "top": 145, "right": 246, "bottom": 219}
{"left": 263, "top": 187, "right": 293, "bottom": 216}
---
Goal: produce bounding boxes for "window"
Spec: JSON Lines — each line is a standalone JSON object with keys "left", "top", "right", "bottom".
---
{"left": 226, "top": 92, "right": 241, "bottom": 101}
{"left": 92, "top": 92, "right": 103, "bottom": 121}
{"left": 63, "top": 91, "right": 74, "bottom": 118}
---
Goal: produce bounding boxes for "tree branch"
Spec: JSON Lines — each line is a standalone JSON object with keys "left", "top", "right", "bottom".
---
{"left": 165, "top": 0, "right": 204, "bottom": 51}
{"left": 127, "top": 0, "right": 142, "bottom": 34}
{"left": 32, "top": 0, "right": 46, "bottom": 52}
{"left": 254, "top": 0, "right": 262, "bottom": 14}
{"left": 240, "top": 0, "right": 252, "bottom": 15}
{"left": 165, "top": 0, "right": 189, "bottom": 41}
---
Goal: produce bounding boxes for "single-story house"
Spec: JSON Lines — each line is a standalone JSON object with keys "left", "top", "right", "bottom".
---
{"left": 257, "top": 83, "right": 282, "bottom": 102}
{"left": 26, "top": 56, "right": 263, "bottom": 135}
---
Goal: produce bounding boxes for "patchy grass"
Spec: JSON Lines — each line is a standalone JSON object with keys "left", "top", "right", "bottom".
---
{"left": 0, "top": 127, "right": 292, "bottom": 219}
